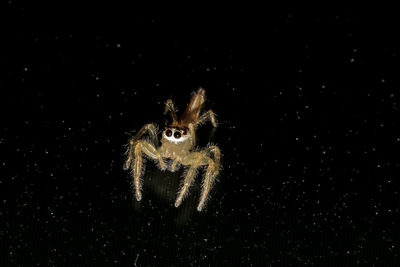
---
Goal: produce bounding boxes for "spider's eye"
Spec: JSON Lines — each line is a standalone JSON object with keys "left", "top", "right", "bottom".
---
{"left": 165, "top": 129, "right": 172, "bottom": 137}
{"left": 174, "top": 131, "right": 181, "bottom": 139}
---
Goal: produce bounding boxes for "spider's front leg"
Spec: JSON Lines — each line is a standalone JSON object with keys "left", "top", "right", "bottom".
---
{"left": 124, "top": 123, "right": 159, "bottom": 171}
{"left": 175, "top": 146, "right": 221, "bottom": 211}
{"left": 125, "top": 124, "right": 166, "bottom": 201}
{"left": 175, "top": 152, "right": 203, "bottom": 208}
{"left": 128, "top": 140, "right": 166, "bottom": 201}
{"left": 197, "top": 146, "right": 221, "bottom": 211}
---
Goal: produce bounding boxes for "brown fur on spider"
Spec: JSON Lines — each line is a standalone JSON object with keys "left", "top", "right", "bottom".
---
{"left": 124, "top": 88, "right": 221, "bottom": 211}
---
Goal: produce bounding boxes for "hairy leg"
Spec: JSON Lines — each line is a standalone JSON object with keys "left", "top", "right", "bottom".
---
{"left": 196, "top": 110, "right": 217, "bottom": 127}
{"left": 196, "top": 146, "right": 220, "bottom": 211}
{"left": 124, "top": 123, "right": 159, "bottom": 170}
{"left": 188, "top": 123, "right": 196, "bottom": 146}
{"left": 197, "top": 157, "right": 218, "bottom": 211}
{"left": 129, "top": 140, "right": 166, "bottom": 201}
{"left": 175, "top": 152, "right": 203, "bottom": 208}
{"left": 202, "top": 145, "right": 221, "bottom": 175}
{"left": 163, "top": 99, "right": 178, "bottom": 123}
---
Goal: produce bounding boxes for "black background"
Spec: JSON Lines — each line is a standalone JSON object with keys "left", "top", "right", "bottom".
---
{"left": 1, "top": 6, "right": 400, "bottom": 266}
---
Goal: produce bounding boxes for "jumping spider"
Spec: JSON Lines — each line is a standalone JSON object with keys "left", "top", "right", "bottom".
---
{"left": 124, "top": 88, "right": 221, "bottom": 211}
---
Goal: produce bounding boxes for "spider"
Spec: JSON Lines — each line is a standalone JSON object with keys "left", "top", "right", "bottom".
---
{"left": 124, "top": 88, "right": 221, "bottom": 211}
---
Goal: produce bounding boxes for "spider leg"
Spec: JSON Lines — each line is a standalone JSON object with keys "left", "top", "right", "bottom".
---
{"left": 195, "top": 110, "right": 217, "bottom": 127}
{"left": 175, "top": 152, "right": 203, "bottom": 208}
{"left": 188, "top": 123, "right": 196, "bottom": 146}
{"left": 197, "top": 158, "right": 219, "bottom": 211}
{"left": 202, "top": 145, "right": 221, "bottom": 175}
{"left": 163, "top": 99, "right": 178, "bottom": 123}
{"left": 197, "top": 146, "right": 221, "bottom": 211}
{"left": 124, "top": 123, "right": 159, "bottom": 170}
{"left": 129, "top": 140, "right": 166, "bottom": 201}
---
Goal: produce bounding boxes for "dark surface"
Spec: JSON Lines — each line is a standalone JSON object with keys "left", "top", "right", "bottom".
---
{"left": 1, "top": 7, "right": 400, "bottom": 266}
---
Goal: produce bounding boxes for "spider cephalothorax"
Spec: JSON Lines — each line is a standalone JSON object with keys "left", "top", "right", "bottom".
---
{"left": 163, "top": 126, "right": 189, "bottom": 144}
{"left": 124, "top": 88, "right": 220, "bottom": 211}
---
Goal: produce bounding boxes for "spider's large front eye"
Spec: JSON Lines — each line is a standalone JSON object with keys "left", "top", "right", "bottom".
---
{"left": 174, "top": 131, "right": 181, "bottom": 139}
{"left": 165, "top": 129, "right": 172, "bottom": 137}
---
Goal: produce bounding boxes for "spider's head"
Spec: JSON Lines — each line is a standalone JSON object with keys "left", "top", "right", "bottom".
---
{"left": 162, "top": 126, "right": 190, "bottom": 144}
